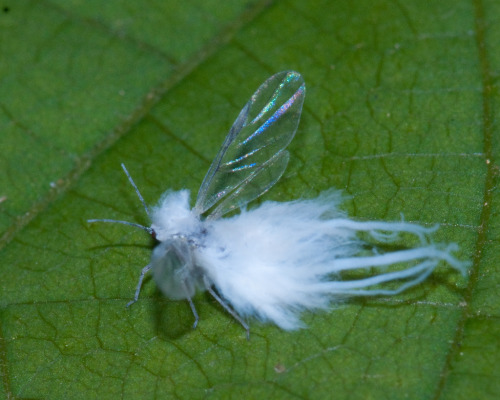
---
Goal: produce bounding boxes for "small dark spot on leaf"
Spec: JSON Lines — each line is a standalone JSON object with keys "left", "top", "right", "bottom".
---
{"left": 274, "top": 362, "right": 286, "bottom": 373}
{"left": 3, "top": 6, "right": 10, "bottom": 13}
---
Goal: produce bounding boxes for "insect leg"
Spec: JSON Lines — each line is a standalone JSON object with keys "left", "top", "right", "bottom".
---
{"left": 203, "top": 276, "right": 250, "bottom": 339}
{"left": 181, "top": 280, "right": 200, "bottom": 329}
{"left": 126, "top": 264, "right": 152, "bottom": 307}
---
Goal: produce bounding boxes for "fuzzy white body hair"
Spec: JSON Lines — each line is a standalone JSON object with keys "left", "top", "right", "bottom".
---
{"left": 150, "top": 189, "right": 467, "bottom": 330}
{"left": 151, "top": 190, "right": 201, "bottom": 242}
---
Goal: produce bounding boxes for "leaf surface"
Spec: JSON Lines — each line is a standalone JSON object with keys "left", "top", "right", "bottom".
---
{"left": 0, "top": 0, "right": 496, "bottom": 399}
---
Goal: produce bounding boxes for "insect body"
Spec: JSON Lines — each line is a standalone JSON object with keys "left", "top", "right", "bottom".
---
{"left": 89, "top": 71, "right": 467, "bottom": 336}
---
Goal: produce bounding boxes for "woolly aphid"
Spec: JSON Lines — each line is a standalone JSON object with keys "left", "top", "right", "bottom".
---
{"left": 89, "top": 71, "right": 468, "bottom": 337}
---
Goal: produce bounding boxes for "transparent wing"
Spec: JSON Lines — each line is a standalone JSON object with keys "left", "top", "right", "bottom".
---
{"left": 194, "top": 71, "right": 305, "bottom": 219}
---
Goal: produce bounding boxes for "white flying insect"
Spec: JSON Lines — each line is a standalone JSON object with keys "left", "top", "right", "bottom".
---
{"left": 89, "top": 71, "right": 468, "bottom": 336}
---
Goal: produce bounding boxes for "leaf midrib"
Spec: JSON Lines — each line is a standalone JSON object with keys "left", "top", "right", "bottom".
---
{"left": 432, "top": 0, "right": 493, "bottom": 397}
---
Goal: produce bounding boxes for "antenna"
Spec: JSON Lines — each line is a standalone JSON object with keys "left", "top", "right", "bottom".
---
{"left": 120, "top": 163, "right": 151, "bottom": 219}
{"left": 87, "top": 218, "right": 153, "bottom": 234}
{"left": 87, "top": 164, "right": 153, "bottom": 235}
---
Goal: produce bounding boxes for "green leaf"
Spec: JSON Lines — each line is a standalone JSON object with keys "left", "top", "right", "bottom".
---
{"left": 0, "top": 0, "right": 495, "bottom": 399}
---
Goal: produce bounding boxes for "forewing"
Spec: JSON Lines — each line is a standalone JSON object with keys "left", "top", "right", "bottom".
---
{"left": 194, "top": 71, "right": 305, "bottom": 217}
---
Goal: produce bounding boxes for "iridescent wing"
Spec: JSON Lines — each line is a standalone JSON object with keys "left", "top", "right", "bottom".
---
{"left": 194, "top": 71, "right": 305, "bottom": 219}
